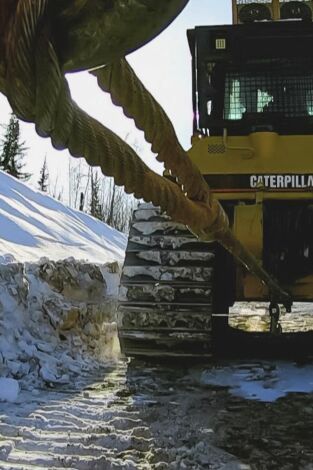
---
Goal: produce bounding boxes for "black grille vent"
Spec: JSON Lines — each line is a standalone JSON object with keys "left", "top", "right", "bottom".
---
{"left": 224, "top": 59, "right": 313, "bottom": 120}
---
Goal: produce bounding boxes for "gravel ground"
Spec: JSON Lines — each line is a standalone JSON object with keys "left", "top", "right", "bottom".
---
{"left": 127, "top": 360, "right": 313, "bottom": 470}
{"left": 0, "top": 360, "right": 244, "bottom": 470}
{"left": 1, "top": 304, "right": 313, "bottom": 469}
{"left": 1, "top": 355, "right": 313, "bottom": 469}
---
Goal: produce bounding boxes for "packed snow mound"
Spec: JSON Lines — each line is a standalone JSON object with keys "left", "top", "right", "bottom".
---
{"left": 0, "top": 170, "right": 126, "bottom": 264}
{"left": 0, "top": 259, "right": 120, "bottom": 395}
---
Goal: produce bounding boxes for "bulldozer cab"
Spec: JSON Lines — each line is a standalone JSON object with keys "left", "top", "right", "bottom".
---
{"left": 188, "top": 20, "right": 313, "bottom": 136}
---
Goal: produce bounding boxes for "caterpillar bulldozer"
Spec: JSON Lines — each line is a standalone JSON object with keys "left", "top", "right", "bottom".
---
{"left": 118, "top": 0, "right": 313, "bottom": 358}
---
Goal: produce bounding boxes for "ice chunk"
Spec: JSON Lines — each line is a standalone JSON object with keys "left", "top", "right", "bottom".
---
{"left": 0, "top": 378, "right": 20, "bottom": 402}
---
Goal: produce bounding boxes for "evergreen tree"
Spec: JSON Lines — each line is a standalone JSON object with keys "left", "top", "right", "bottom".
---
{"left": 0, "top": 113, "right": 31, "bottom": 180}
{"left": 38, "top": 156, "right": 49, "bottom": 192}
{"left": 79, "top": 192, "right": 85, "bottom": 211}
{"left": 89, "top": 170, "right": 103, "bottom": 220}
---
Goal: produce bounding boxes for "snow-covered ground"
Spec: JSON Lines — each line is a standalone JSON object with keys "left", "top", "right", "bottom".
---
{"left": 0, "top": 172, "right": 127, "bottom": 401}
{"left": 200, "top": 360, "right": 313, "bottom": 402}
{"left": 0, "top": 171, "right": 126, "bottom": 264}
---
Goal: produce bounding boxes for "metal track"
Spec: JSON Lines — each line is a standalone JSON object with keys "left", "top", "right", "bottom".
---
{"left": 118, "top": 204, "right": 214, "bottom": 358}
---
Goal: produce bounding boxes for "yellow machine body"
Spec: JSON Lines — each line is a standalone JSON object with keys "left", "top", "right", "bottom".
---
{"left": 187, "top": 133, "right": 313, "bottom": 301}
{"left": 186, "top": 0, "right": 313, "bottom": 305}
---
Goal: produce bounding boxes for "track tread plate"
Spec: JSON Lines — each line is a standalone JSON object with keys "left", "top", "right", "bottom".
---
{"left": 118, "top": 204, "right": 214, "bottom": 358}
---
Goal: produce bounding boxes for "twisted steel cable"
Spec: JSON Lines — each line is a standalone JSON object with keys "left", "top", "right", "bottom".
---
{"left": 94, "top": 58, "right": 230, "bottom": 237}
{"left": 94, "top": 59, "right": 291, "bottom": 304}
{"left": 4, "top": 0, "right": 221, "bottom": 235}
{"left": 94, "top": 59, "right": 211, "bottom": 204}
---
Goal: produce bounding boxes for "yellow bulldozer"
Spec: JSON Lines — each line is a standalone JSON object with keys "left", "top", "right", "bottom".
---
{"left": 118, "top": 0, "right": 313, "bottom": 357}
{"left": 1, "top": 0, "right": 313, "bottom": 358}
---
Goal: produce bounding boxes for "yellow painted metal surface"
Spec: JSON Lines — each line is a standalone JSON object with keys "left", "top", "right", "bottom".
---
{"left": 234, "top": 204, "right": 263, "bottom": 259}
{"left": 292, "top": 275, "right": 313, "bottom": 298}
{"left": 188, "top": 133, "right": 313, "bottom": 176}
{"left": 189, "top": 131, "right": 313, "bottom": 301}
{"left": 237, "top": 273, "right": 269, "bottom": 301}
{"left": 237, "top": 272, "right": 313, "bottom": 302}
{"left": 233, "top": 204, "right": 267, "bottom": 301}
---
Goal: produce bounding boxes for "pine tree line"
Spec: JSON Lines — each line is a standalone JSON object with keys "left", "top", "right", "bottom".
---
{"left": 0, "top": 113, "right": 136, "bottom": 233}
{"left": 0, "top": 113, "right": 31, "bottom": 181}
{"left": 67, "top": 154, "right": 137, "bottom": 233}
{"left": 38, "top": 156, "right": 49, "bottom": 192}
{"left": 89, "top": 168, "right": 137, "bottom": 233}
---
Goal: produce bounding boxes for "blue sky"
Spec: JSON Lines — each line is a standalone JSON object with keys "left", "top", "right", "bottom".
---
{"left": 0, "top": 0, "right": 231, "bottom": 194}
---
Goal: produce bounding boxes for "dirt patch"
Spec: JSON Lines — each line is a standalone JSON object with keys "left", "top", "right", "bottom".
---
{"left": 1, "top": 358, "right": 313, "bottom": 469}
{"left": 214, "top": 392, "right": 313, "bottom": 469}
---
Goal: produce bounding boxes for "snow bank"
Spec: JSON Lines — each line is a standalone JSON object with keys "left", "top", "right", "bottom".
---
{"left": 0, "top": 259, "right": 121, "bottom": 396}
{"left": 0, "top": 171, "right": 130, "bottom": 399}
{"left": 0, "top": 170, "right": 126, "bottom": 264}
